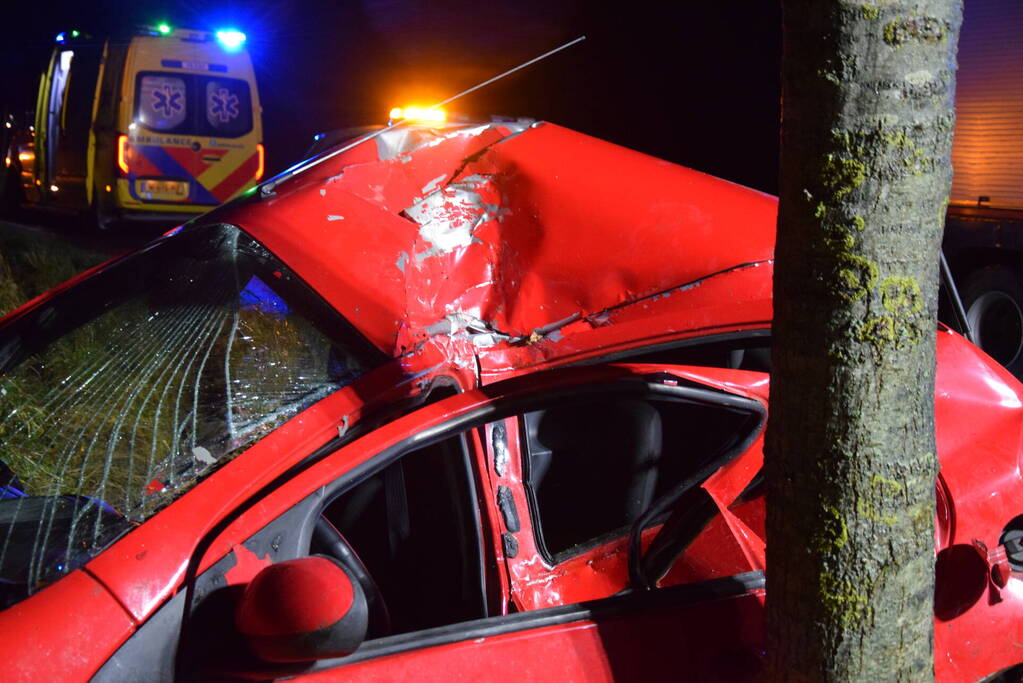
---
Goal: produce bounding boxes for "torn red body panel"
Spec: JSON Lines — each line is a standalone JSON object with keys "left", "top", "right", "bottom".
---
{"left": 221, "top": 122, "right": 776, "bottom": 366}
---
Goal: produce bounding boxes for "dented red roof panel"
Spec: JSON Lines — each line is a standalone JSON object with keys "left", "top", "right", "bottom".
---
{"left": 218, "top": 122, "right": 777, "bottom": 360}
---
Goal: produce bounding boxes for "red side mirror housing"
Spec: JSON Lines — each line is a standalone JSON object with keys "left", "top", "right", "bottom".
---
{"left": 235, "top": 555, "right": 369, "bottom": 662}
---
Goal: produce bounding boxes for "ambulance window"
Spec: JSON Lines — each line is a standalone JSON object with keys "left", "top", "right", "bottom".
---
{"left": 203, "top": 78, "right": 252, "bottom": 138}
{"left": 137, "top": 74, "right": 188, "bottom": 132}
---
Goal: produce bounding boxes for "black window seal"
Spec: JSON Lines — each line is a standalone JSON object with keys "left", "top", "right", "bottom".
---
{"left": 630, "top": 400, "right": 766, "bottom": 589}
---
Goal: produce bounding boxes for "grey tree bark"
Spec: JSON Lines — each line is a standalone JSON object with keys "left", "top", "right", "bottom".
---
{"left": 765, "top": 1, "right": 962, "bottom": 679}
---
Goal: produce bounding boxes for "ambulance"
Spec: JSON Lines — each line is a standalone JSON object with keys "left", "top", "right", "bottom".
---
{"left": 9, "top": 25, "right": 264, "bottom": 226}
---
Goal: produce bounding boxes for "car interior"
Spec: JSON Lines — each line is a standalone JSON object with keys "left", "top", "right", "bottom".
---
{"left": 312, "top": 433, "right": 488, "bottom": 637}
{"left": 521, "top": 395, "right": 759, "bottom": 564}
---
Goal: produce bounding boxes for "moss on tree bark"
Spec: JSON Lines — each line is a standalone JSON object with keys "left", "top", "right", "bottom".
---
{"left": 765, "top": 1, "right": 961, "bottom": 679}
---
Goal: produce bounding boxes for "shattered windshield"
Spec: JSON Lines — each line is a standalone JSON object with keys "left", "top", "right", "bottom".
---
{"left": 0, "top": 223, "right": 381, "bottom": 606}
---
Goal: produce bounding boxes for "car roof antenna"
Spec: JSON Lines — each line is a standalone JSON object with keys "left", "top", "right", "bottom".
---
{"left": 260, "top": 35, "right": 586, "bottom": 197}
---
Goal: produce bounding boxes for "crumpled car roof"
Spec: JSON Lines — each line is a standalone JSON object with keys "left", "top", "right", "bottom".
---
{"left": 214, "top": 121, "right": 778, "bottom": 361}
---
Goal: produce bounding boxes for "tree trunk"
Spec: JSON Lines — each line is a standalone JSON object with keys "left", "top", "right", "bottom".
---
{"left": 765, "top": 1, "right": 962, "bottom": 679}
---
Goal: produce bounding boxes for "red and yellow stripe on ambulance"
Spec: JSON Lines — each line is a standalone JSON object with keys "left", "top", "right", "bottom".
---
{"left": 116, "top": 30, "right": 263, "bottom": 214}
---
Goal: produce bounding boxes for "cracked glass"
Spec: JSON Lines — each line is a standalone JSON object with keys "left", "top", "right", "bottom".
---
{"left": 0, "top": 223, "right": 380, "bottom": 606}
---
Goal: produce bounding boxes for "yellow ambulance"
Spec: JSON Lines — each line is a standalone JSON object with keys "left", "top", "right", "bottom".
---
{"left": 13, "top": 25, "right": 263, "bottom": 226}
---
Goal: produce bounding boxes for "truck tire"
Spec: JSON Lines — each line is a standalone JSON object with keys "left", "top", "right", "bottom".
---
{"left": 961, "top": 266, "right": 1023, "bottom": 377}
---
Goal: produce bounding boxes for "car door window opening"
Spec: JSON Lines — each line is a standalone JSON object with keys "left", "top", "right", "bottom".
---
{"left": 520, "top": 393, "right": 764, "bottom": 567}
{"left": 178, "top": 428, "right": 492, "bottom": 674}
{"left": 315, "top": 431, "right": 487, "bottom": 637}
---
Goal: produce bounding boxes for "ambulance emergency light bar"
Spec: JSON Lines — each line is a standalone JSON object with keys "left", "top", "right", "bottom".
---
{"left": 135, "top": 24, "right": 246, "bottom": 51}
{"left": 139, "top": 24, "right": 182, "bottom": 37}
{"left": 215, "top": 29, "right": 246, "bottom": 51}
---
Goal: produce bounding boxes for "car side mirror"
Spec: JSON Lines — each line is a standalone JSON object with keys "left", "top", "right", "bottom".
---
{"left": 235, "top": 555, "right": 368, "bottom": 662}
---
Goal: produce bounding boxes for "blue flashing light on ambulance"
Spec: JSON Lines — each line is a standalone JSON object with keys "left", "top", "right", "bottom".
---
{"left": 2, "top": 25, "right": 264, "bottom": 227}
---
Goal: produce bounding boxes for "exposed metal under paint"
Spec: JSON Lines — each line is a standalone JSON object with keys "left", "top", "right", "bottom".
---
{"left": 405, "top": 177, "right": 497, "bottom": 261}
{"left": 424, "top": 313, "right": 513, "bottom": 348}
{"left": 492, "top": 423, "right": 509, "bottom": 477}
{"left": 418, "top": 260, "right": 775, "bottom": 352}
{"left": 375, "top": 123, "right": 526, "bottom": 162}
{"left": 421, "top": 174, "right": 447, "bottom": 195}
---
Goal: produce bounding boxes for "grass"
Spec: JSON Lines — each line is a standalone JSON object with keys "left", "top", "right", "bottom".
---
{"left": 0, "top": 243, "right": 339, "bottom": 507}
{"left": 0, "top": 226, "right": 105, "bottom": 319}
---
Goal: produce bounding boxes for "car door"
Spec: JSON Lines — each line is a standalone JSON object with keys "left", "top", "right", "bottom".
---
{"left": 95, "top": 363, "right": 770, "bottom": 681}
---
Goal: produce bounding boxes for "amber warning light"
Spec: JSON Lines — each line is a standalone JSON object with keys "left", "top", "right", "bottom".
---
{"left": 389, "top": 106, "right": 446, "bottom": 123}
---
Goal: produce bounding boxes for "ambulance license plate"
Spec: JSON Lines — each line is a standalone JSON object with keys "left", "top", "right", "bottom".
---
{"left": 137, "top": 179, "right": 189, "bottom": 200}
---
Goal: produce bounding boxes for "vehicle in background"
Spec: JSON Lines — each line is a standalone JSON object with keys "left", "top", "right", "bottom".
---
{"left": 2, "top": 25, "right": 264, "bottom": 228}
{"left": 943, "top": 0, "right": 1023, "bottom": 378}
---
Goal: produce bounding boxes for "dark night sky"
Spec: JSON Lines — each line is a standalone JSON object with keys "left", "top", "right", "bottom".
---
{"left": 1, "top": 2, "right": 781, "bottom": 192}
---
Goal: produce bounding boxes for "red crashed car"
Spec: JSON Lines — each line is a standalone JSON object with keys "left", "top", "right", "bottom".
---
{"left": 0, "top": 121, "right": 1020, "bottom": 681}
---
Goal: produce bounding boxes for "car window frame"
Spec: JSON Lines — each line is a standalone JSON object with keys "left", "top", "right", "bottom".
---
{"left": 515, "top": 392, "right": 762, "bottom": 567}
{"left": 89, "top": 364, "right": 769, "bottom": 679}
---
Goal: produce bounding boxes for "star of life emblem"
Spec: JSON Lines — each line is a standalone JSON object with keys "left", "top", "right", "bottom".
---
{"left": 209, "top": 88, "right": 240, "bottom": 123}
{"left": 152, "top": 85, "right": 184, "bottom": 118}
